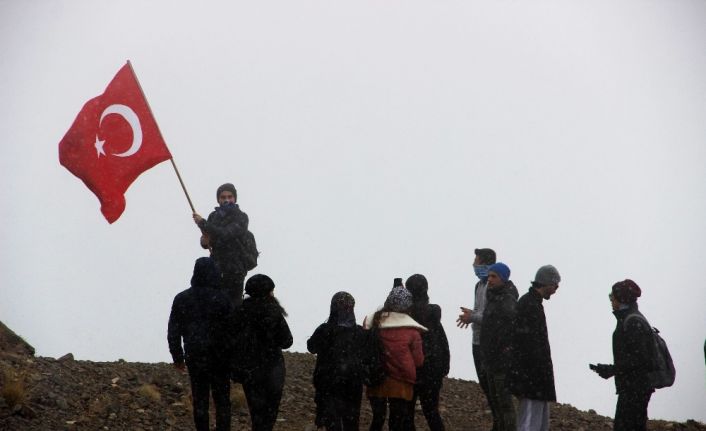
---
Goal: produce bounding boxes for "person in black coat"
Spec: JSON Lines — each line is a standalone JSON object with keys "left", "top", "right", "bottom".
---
{"left": 511, "top": 265, "right": 561, "bottom": 431}
{"left": 308, "top": 291, "right": 367, "bottom": 431}
{"left": 193, "top": 183, "right": 251, "bottom": 306}
{"left": 405, "top": 274, "right": 450, "bottom": 431}
{"left": 232, "top": 274, "right": 293, "bottom": 431}
{"left": 479, "top": 262, "right": 518, "bottom": 431}
{"left": 591, "top": 279, "right": 654, "bottom": 431}
{"left": 168, "top": 257, "right": 234, "bottom": 431}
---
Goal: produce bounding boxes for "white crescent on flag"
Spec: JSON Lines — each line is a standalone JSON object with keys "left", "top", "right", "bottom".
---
{"left": 97, "top": 104, "right": 143, "bottom": 158}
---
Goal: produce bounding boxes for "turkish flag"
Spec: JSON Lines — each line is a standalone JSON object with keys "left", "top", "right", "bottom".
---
{"left": 59, "top": 62, "right": 172, "bottom": 223}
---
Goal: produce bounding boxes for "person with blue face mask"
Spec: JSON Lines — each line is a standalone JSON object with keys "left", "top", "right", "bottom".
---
{"left": 456, "top": 248, "right": 497, "bottom": 427}
{"left": 193, "top": 183, "right": 251, "bottom": 307}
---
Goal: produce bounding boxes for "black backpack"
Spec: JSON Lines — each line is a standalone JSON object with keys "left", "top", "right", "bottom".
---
{"left": 236, "top": 230, "right": 259, "bottom": 271}
{"left": 361, "top": 328, "right": 386, "bottom": 387}
{"left": 624, "top": 313, "right": 676, "bottom": 389}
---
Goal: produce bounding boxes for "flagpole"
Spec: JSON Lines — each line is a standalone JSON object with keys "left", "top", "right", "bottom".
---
{"left": 125, "top": 60, "right": 196, "bottom": 214}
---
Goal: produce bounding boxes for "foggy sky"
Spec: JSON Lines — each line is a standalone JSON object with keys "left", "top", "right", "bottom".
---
{"left": 1, "top": 0, "right": 705, "bottom": 423}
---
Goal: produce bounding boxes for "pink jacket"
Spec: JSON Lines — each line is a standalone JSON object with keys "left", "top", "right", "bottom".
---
{"left": 364, "top": 311, "right": 427, "bottom": 384}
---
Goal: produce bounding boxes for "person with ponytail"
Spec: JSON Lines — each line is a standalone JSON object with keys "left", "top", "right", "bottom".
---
{"left": 232, "top": 274, "right": 292, "bottom": 431}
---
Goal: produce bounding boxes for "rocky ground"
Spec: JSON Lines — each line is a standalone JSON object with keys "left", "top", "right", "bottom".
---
{"left": 1, "top": 322, "right": 704, "bottom": 431}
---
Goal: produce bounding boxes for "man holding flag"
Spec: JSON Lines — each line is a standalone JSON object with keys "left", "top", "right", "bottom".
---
{"left": 193, "top": 183, "right": 251, "bottom": 307}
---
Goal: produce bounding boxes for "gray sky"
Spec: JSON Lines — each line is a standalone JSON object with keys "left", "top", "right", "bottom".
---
{"left": 2, "top": 0, "right": 705, "bottom": 423}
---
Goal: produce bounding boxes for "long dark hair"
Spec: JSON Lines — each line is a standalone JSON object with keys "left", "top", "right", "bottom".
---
{"left": 371, "top": 303, "right": 408, "bottom": 329}
{"left": 247, "top": 294, "right": 288, "bottom": 317}
{"left": 406, "top": 274, "right": 429, "bottom": 324}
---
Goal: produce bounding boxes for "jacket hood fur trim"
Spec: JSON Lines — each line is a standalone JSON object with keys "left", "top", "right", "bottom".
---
{"left": 363, "top": 311, "right": 428, "bottom": 331}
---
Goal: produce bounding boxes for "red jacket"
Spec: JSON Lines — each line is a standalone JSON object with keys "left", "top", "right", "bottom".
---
{"left": 364, "top": 311, "right": 426, "bottom": 384}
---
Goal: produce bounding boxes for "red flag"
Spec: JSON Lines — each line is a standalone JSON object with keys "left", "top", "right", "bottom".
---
{"left": 59, "top": 62, "right": 172, "bottom": 223}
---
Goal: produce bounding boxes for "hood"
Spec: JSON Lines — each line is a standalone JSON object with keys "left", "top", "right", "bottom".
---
{"left": 190, "top": 257, "right": 221, "bottom": 289}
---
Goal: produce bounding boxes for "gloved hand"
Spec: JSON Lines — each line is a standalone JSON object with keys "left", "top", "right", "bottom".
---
{"left": 590, "top": 363, "right": 615, "bottom": 379}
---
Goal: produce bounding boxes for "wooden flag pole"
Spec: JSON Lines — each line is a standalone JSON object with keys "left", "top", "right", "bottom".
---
{"left": 125, "top": 60, "right": 196, "bottom": 214}
{"left": 169, "top": 158, "right": 196, "bottom": 213}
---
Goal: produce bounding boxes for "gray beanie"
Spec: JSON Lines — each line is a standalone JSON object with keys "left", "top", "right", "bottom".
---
{"left": 384, "top": 285, "right": 413, "bottom": 312}
{"left": 534, "top": 265, "right": 561, "bottom": 286}
{"left": 216, "top": 183, "right": 237, "bottom": 202}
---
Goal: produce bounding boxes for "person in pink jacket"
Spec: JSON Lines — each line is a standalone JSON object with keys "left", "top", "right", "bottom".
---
{"left": 363, "top": 282, "right": 427, "bottom": 431}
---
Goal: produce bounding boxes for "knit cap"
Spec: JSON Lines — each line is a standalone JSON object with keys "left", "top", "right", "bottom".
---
{"left": 612, "top": 279, "right": 641, "bottom": 304}
{"left": 245, "top": 274, "right": 275, "bottom": 298}
{"left": 534, "top": 265, "right": 561, "bottom": 286}
{"left": 384, "top": 285, "right": 413, "bottom": 312}
{"left": 487, "top": 262, "right": 511, "bottom": 282}
{"left": 216, "top": 183, "right": 237, "bottom": 201}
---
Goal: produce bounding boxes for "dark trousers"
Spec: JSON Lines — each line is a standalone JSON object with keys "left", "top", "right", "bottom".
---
{"left": 369, "top": 397, "right": 411, "bottom": 431}
{"left": 315, "top": 382, "right": 363, "bottom": 431}
{"left": 242, "top": 357, "right": 285, "bottom": 431}
{"left": 487, "top": 371, "right": 516, "bottom": 431}
{"left": 614, "top": 390, "right": 652, "bottom": 431}
{"left": 473, "top": 344, "right": 493, "bottom": 412}
{"left": 187, "top": 359, "right": 231, "bottom": 431}
{"left": 221, "top": 270, "right": 246, "bottom": 307}
{"left": 407, "top": 379, "right": 445, "bottom": 431}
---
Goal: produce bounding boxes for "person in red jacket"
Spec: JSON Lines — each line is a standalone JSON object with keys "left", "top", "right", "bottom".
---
{"left": 363, "top": 282, "right": 427, "bottom": 431}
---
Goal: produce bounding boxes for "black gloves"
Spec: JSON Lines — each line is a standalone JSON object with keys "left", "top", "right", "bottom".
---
{"left": 589, "top": 363, "right": 615, "bottom": 379}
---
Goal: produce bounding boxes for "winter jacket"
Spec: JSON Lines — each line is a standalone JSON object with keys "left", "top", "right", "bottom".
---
{"left": 364, "top": 312, "right": 427, "bottom": 384}
{"left": 612, "top": 304, "right": 654, "bottom": 394}
{"left": 231, "top": 296, "right": 293, "bottom": 374}
{"left": 470, "top": 280, "right": 488, "bottom": 345}
{"left": 308, "top": 323, "right": 367, "bottom": 389}
{"left": 511, "top": 288, "right": 556, "bottom": 401}
{"left": 167, "top": 283, "right": 233, "bottom": 366}
{"left": 410, "top": 303, "right": 450, "bottom": 383}
{"left": 199, "top": 204, "right": 250, "bottom": 273}
{"left": 479, "top": 281, "right": 518, "bottom": 373}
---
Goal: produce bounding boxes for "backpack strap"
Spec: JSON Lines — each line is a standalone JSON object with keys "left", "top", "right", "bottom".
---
{"left": 623, "top": 312, "right": 654, "bottom": 333}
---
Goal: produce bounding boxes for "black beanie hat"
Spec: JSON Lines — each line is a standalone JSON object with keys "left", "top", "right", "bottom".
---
{"left": 216, "top": 183, "right": 237, "bottom": 202}
{"left": 245, "top": 274, "right": 275, "bottom": 297}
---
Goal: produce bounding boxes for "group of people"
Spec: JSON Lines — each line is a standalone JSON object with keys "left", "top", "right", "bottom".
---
{"left": 456, "top": 248, "right": 659, "bottom": 431}
{"left": 167, "top": 183, "right": 661, "bottom": 431}
{"left": 308, "top": 275, "right": 450, "bottom": 431}
{"left": 168, "top": 183, "right": 293, "bottom": 431}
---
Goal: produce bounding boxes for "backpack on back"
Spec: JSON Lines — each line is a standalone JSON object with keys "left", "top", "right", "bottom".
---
{"left": 236, "top": 229, "right": 259, "bottom": 271}
{"left": 624, "top": 313, "right": 676, "bottom": 389}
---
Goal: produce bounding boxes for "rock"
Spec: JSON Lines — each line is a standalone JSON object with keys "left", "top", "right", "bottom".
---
{"left": 57, "top": 353, "right": 74, "bottom": 362}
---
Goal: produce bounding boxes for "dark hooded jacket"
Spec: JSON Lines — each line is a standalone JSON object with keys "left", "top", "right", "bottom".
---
{"left": 612, "top": 303, "right": 654, "bottom": 394}
{"left": 167, "top": 258, "right": 233, "bottom": 366}
{"left": 410, "top": 303, "right": 450, "bottom": 383}
{"left": 511, "top": 288, "right": 556, "bottom": 401}
{"left": 200, "top": 203, "right": 250, "bottom": 273}
{"left": 480, "top": 280, "right": 519, "bottom": 373}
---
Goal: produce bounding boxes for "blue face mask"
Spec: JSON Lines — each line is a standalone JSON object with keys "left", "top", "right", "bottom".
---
{"left": 473, "top": 264, "right": 489, "bottom": 280}
{"left": 219, "top": 201, "right": 236, "bottom": 209}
